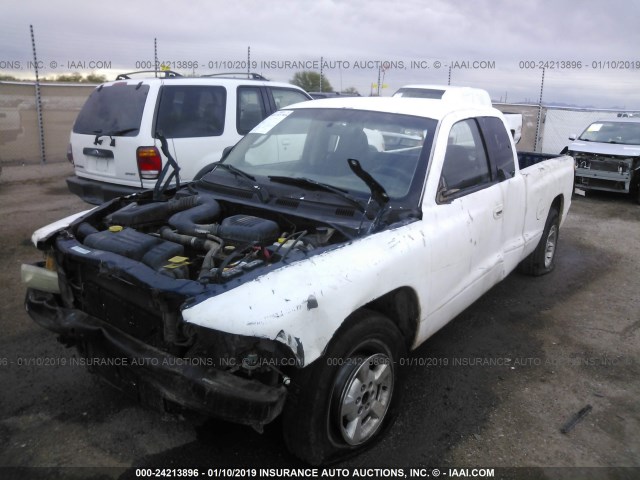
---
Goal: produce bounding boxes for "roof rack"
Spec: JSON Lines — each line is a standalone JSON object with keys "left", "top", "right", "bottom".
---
{"left": 115, "top": 70, "right": 183, "bottom": 80}
{"left": 201, "top": 72, "right": 268, "bottom": 80}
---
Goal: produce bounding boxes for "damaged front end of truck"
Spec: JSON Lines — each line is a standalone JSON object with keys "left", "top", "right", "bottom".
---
{"left": 24, "top": 190, "right": 337, "bottom": 427}
{"left": 26, "top": 158, "right": 392, "bottom": 421}
{"left": 23, "top": 104, "right": 433, "bottom": 434}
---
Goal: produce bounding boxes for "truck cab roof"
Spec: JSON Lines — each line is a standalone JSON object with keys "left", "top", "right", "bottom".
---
{"left": 286, "top": 95, "right": 501, "bottom": 121}
{"left": 392, "top": 84, "right": 493, "bottom": 107}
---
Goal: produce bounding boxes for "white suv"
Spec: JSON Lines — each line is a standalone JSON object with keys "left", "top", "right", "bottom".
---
{"left": 66, "top": 72, "right": 312, "bottom": 204}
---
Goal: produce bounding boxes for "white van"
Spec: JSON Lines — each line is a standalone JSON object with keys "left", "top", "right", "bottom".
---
{"left": 67, "top": 72, "right": 311, "bottom": 204}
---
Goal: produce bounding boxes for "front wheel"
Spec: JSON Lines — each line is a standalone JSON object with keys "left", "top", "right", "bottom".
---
{"left": 518, "top": 206, "right": 560, "bottom": 276}
{"left": 282, "top": 310, "right": 406, "bottom": 465}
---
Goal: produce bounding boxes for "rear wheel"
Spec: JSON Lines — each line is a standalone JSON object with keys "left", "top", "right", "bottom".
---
{"left": 518, "top": 206, "right": 560, "bottom": 276}
{"left": 282, "top": 310, "right": 406, "bottom": 465}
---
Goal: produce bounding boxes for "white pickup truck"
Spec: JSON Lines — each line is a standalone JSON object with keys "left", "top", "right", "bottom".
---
{"left": 23, "top": 96, "right": 574, "bottom": 464}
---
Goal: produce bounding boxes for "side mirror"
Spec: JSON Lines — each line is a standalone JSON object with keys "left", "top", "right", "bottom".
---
{"left": 436, "top": 177, "right": 460, "bottom": 204}
{"left": 568, "top": 134, "right": 577, "bottom": 141}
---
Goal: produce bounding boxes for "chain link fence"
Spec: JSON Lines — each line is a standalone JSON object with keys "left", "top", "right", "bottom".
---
{"left": 539, "top": 107, "right": 640, "bottom": 154}
{"left": 0, "top": 81, "right": 94, "bottom": 165}
{"left": 493, "top": 103, "right": 640, "bottom": 154}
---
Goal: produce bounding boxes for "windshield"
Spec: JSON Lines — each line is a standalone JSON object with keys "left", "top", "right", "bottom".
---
{"left": 578, "top": 121, "right": 640, "bottom": 145}
{"left": 73, "top": 83, "right": 149, "bottom": 136}
{"left": 219, "top": 108, "right": 436, "bottom": 200}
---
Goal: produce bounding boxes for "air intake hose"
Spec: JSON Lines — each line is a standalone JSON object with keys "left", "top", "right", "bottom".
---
{"left": 168, "top": 195, "right": 221, "bottom": 236}
{"left": 108, "top": 195, "right": 208, "bottom": 227}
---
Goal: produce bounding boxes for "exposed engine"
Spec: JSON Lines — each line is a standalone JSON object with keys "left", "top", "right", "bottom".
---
{"left": 71, "top": 193, "right": 338, "bottom": 284}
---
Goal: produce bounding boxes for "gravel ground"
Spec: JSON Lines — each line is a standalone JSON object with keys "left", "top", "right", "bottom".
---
{"left": 0, "top": 162, "right": 638, "bottom": 479}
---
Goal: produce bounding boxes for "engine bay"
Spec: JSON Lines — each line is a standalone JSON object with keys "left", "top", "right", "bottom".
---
{"left": 70, "top": 192, "right": 344, "bottom": 284}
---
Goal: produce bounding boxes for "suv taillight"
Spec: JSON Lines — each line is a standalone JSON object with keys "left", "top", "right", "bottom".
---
{"left": 136, "top": 147, "right": 162, "bottom": 179}
{"left": 66, "top": 143, "right": 74, "bottom": 164}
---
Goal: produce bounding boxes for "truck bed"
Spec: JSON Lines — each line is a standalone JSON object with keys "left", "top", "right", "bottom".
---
{"left": 516, "top": 151, "right": 575, "bottom": 262}
{"left": 517, "top": 152, "right": 563, "bottom": 170}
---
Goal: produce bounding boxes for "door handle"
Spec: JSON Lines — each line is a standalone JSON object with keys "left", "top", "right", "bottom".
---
{"left": 493, "top": 205, "right": 503, "bottom": 219}
{"left": 82, "top": 147, "right": 114, "bottom": 159}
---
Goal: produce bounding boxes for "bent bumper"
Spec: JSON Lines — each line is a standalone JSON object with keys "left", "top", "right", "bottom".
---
{"left": 66, "top": 175, "right": 143, "bottom": 205}
{"left": 25, "top": 288, "right": 287, "bottom": 426}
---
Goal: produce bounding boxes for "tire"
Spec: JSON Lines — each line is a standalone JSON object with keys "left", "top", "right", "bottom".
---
{"left": 282, "top": 309, "right": 406, "bottom": 465}
{"left": 519, "top": 206, "right": 560, "bottom": 276}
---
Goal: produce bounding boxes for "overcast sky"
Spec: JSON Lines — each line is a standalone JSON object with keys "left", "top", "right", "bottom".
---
{"left": 2, "top": 0, "right": 640, "bottom": 108}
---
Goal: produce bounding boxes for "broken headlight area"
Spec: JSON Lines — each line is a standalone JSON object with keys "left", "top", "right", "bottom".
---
{"left": 27, "top": 282, "right": 296, "bottom": 393}
{"left": 25, "top": 288, "right": 288, "bottom": 425}
{"left": 183, "top": 324, "right": 298, "bottom": 385}
{"left": 48, "top": 242, "right": 300, "bottom": 381}
{"left": 573, "top": 152, "right": 633, "bottom": 174}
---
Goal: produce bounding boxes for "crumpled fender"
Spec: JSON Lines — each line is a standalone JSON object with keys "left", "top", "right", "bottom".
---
{"left": 31, "top": 208, "right": 96, "bottom": 247}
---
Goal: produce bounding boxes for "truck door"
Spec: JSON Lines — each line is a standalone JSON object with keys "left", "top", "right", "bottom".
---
{"left": 424, "top": 118, "right": 505, "bottom": 324}
{"left": 477, "top": 116, "right": 527, "bottom": 274}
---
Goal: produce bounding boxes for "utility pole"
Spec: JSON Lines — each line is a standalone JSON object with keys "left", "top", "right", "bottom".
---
{"left": 30, "top": 25, "right": 45, "bottom": 164}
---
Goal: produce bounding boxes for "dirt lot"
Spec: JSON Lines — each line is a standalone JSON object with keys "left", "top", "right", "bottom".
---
{"left": 0, "top": 162, "right": 638, "bottom": 479}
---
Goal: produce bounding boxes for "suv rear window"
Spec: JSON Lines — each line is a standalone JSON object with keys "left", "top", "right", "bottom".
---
{"left": 73, "top": 83, "right": 150, "bottom": 135}
{"left": 155, "top": 85, "right": 226, "bottom": 138}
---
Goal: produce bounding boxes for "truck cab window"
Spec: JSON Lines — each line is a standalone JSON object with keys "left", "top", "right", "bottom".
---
{"left": 478, "top": 116, "right": 516, "bottom": 180}
{"left": 440, "top": 119, "right": 491, "bottom": 198}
